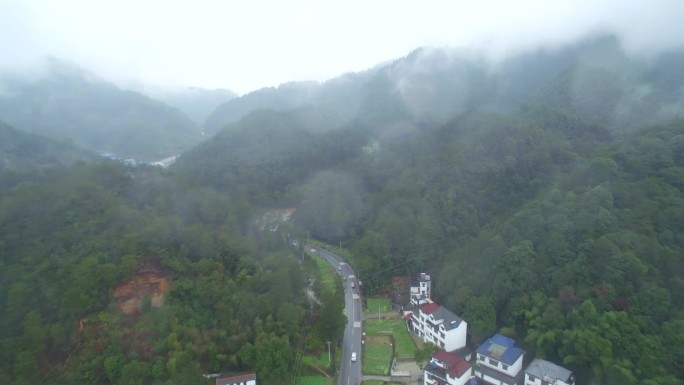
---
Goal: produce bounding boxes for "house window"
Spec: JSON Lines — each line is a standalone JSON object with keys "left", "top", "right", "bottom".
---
{"left": 488, "top": 358, "right": 498, "bottom": 366}
{"left": 528, "top": 374, "right": 537, "bottom": 382}
{"left": 502, "top": 363, "right": 508, "bottom": 370}
{"left": 478, "top": 354, "right": 484, "bottom": 361}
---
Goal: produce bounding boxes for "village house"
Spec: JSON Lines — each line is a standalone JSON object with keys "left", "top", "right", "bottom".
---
{"left": 524, "top": 359, "right": 575, "bottom": 385}
{"left": 410, "top": 272, "right": 432, "bottom": 305}
{"left": 424, "top": 350, "right": 472, "bottom": 385}
{"left": 408, "top": 302, "right": 468, "bottom": 353}
{"left": 474, "top": 334, "right": 525, "bottom": 385}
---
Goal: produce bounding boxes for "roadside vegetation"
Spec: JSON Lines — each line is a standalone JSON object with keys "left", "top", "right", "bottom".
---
{"left": 296, "top": 376, "right": 334, "bottom": 385}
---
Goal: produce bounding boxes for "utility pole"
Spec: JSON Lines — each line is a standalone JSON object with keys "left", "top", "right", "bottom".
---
{"left": 339, "top": 241, "right": 341, "bottom": 254}
{"left": 326, "top": 341, "right": 331, "bottom": 363}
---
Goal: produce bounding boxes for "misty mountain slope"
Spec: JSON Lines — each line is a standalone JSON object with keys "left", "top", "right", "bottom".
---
{"left": 205, "top": 35, "right": 684, "bottom": 141}
{"left": 173, "top": 107, "right": 368, "bottom": 204}
{"left": 203, "top": 82, "right": 322, "bottom": 133}
{"left": 0, "top": 59, "right": 201, "bottom": 160}
{"left": 0, "top": 119, "right": 96, "bottom": 172}
{"left": 533, "top": 36, "right": 684, "bottom": 130}
{"left": 143, "top": 86, "right": 237, "bottom": 126}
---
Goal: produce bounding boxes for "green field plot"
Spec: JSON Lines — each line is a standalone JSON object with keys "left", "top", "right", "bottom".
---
{"left": 302, "top": 352, "right": 330, "bottom": 370}
{"left": 363, "top": 318, "right": 415, "bottom": 358}
{"left": 296, "top": 376, "right": 333, "bottom": 385}
{"left": 362, "top": 336, "right": 393, "bottom": 375}
{"left": 365, "top": 298, "right": 391, "bottom": 314}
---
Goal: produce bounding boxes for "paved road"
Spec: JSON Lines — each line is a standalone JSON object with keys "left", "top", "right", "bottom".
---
{"left": 309, "top": 246, "right": 363, "bottom": 385}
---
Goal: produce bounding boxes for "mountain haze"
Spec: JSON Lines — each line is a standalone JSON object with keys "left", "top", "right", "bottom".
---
{"left": 2, "top": 32, "right": 684, "bottom": 385}
{"left": 205, "top": 36, "right": 684, "bottom": 136}
{"left": 141, "top": 86, "right": 237, "bottom": 127}
{"left": 0, "top": 119, "right": 96, "bottom": 175}
{"left": 0, "top": 59, "right": 201, "bottom": 161}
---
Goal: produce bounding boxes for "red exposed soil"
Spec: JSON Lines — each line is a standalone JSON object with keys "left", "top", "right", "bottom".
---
{"left": 114, "top": 268, "right": 170, "bottom": 315}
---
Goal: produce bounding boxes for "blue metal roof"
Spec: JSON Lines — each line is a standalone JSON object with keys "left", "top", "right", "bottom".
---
{"left": 476, "top": 333, "right": 524, "bottom": 365}
{"left": 500, "top": 347, "right": 524, "bottom": 365}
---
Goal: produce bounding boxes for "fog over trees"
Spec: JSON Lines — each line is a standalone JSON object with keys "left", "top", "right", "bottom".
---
{"left": 1, "top": 30, "right": 684, "bottom": 385}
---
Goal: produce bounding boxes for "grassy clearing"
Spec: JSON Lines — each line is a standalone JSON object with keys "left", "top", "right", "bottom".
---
{"left": 365, "top": 298, "right": 391, "bottom": 314}
{"left": 296, "top": 376, "right": 333, "bottom": 385}
{"left": 364, "top": 318, "right": 416, "bottom": 358}
{"left": 310, "top": 252, "right": 337, "bottom": 294}
{"left": 302, "top": 352, "right": 330, "bottom": 370}
{"left": 363, "top": 339, "right": 393, "bottom": 375}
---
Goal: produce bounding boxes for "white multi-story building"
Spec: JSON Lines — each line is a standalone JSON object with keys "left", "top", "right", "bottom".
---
{"left": 410, "top": 273, "right": 431, "bottom": 305}
{"left": 424, "top": 350, "right": 472, "bottom": 385}
{"left": 408, "top": 302, "right": 467, "bottom": 352}
{"left": 475, "top": 334, "right": 525, "bottom": 385}
{"left": 524, "top": 359, "right": 575, "bottom": 385}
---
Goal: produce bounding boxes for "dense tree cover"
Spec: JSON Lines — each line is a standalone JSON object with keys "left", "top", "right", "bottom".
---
{"left": 0, "top": 120, "right": 96, "bottom": 172}
{"left": 342, "top": 112, "right": 684, "bottom": 384}
{"left": 2, "top": 34, "right": 684, "bottom": 385}
{"left": 173, "top": 108, "right": 369, "bottom": 206}
{"left": 180, "top": 37, "right": 684, "bottom": 385}
{"left": 0, "top": 160, "right": 328, "bottom": 385}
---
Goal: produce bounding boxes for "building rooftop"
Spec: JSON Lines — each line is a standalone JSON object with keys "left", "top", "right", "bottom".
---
{"left": 421, "top": 302, "right": 440, "bottom": 314}
{"left": 411, "top": 272, "right": 431, "bottom": 285}
{"left": 433, "top": 306, "right": 464, "bottom": 330}
{"left": 448, "top": 358, "right": 472, "bottom": 378}
{"left": 525, "top": 359, "right": 574, "bottom": 384}
{"left": 433, "top": 350, "right": 471, "bottom": 378}
{"left": 434, "top": 350, "right": 462, "bottom": 367}
{"left": 476, "top": 334, "right": 524, "bottom": 365}
{"left": 216, "top": 372, "right": 256, "bottom": 385}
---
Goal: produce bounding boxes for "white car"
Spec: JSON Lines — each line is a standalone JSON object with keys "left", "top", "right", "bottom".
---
{"left": 351, "top": 352, "right": 357, "bottom": 362}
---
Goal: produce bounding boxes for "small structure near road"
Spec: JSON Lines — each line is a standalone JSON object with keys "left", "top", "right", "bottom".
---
{"left": 215, "top": 371, "right": 256, "bottom": 385}
{"left": 410, "top": 273, "right": 431, "bottom": 305}
{"left": 524, "top": 358, "right": 575, "bottom": 385}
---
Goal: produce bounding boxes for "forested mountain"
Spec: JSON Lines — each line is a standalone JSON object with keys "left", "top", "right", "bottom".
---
{"left": 0, "top": 59, "right": 201, "bottom": 160}
{"left": 173, "top": 106, "right": 367, "bottom": 205}
{"left": 2, "top": 33, "right": 684, "bottom": 385}
{"left": 176, "top": 35, "right": 684, "bottom": 385}
{"left": 205, "top": 36, "right": 684, "bottom": 137}
{"left": 0, "top": 119, "right": 95, "bottom": 172}
{"left": 141, "top": 86, "right": 237, "bottom": 127}
{"left": 0, "top": 159, "right": 325, "bottom": 385}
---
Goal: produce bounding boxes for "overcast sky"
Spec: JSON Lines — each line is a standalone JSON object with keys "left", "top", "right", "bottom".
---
{"left": 1, "top": 0, "right": 683, "bottom": 95}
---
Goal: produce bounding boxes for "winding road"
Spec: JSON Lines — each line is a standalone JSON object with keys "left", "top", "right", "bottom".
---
{"left": 309, "top": 246, "right": 363, "bottom": 385}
